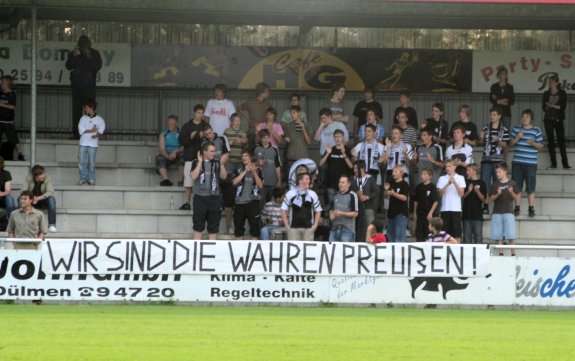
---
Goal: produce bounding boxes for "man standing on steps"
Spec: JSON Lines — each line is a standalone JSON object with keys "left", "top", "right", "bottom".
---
{"left": 65, "top": 35, "right": 102, "bottom": 139}
{"left": 281, "top": 172, "right": 322, "bottom": 242}
{"left": 191, "top": 142, "right": 227, "bottom": 240}
{"left": 8, "top": 190, "right": 47, "bottom": 249}
{"left": 205, "top": 83, "right": 236, "bottom": 136}
{"left": 239, "top": 82, "right": 271, "bottom": 147}
{"left": 178, "top": 105, "right": 207, "bottom": 210}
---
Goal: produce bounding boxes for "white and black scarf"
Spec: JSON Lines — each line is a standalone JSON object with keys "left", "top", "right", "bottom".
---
{"left": 235, "top": 166, "right": 261, "bottom": 200}
{"left": 199, "top": 160, "right": 219, "bottom": 195}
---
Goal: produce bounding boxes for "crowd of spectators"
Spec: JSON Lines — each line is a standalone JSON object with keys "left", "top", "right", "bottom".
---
{"left": 0, "top": 67, "right": 570, "bottom": 251}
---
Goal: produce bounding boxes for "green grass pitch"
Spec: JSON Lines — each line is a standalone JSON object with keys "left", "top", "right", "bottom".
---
{"left": 0, "top": 305, "right": 574, "bottom": 361}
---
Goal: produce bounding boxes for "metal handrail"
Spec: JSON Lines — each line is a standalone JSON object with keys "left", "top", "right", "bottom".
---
{"left": 0, "top": 238, "right": 42, "bottom": 248}
{"left": 490, "top": 244, "right": 575, "bottom": 250}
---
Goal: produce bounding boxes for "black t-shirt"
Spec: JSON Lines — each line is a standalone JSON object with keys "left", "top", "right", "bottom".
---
{"left": 179, "top": 120, "right": 206, "bottom": 161}
{"left": 463, "top": 179, "right": 487, "bottom": 220}
{"left": 0, "top": 170, "right": 12, "bottom": 192}
{"left": 325, "top": 147, "right": 352, "bottom": 189}
{"left": 353, "top": 100, "right": 383, "bottom": 127}
{"left": 0, "top": 91, "right": 16, "bottom": 123}
{"left": 387, "top": 180, "right": 410, "bottom": 218}
{"left": 414, "top": 182, "right": 439, "bottom": 215}
{"left": 424, "top": 118, "right": 449, "bottom": 141}
{"left": 394, "top": 106, "right": 418, "bottom": 129}
{"left": 450, "top": 121, "right": 478, "bottom": 142}
{"left": 291, "top": 201, "right": 313, "bottom": 228}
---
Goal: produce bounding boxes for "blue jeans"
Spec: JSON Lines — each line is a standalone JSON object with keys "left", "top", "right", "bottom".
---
{"left": 0, "top": 195, "right": 15, "bottom": 218}
{"left": 329, "top": 225, "right": 355, "bottom": 242}
{"left": 35, "top": 196, "right": 57, "bottom": 226}
{"left": 387, "top": 214, "right": 407, "bottom": 242}
{"left": 463, "top": 219, "right": 483, "bottom": 244}
{"left": 480, "top": 161, "right": 498, "bottom": 195}
{"left": 260, "top": 225, "right": 284, "bottom": 240}
{"left": 79, "top": 145, "right": 98, "bottom": 182}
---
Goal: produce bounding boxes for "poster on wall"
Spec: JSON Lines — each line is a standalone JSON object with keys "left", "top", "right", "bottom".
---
{"left": 130, "top": 45, "right": 473, "bottom": 92}
{"left": 0, "top": 41, "right": 131, "bottom": 87}
{"left": 472, "top": 51, "right": 575, "bottom": 93}
{"left": 515, "top": 258, "right": 575, "bottom": 307}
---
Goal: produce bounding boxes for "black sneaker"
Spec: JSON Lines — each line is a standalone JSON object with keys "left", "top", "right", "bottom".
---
{"left": 514, "top": 206, "right": 520, "bottom": 217}
{"left": 17, "top": 153, "right": 25, "bottom": 161}
{"left": 528, "top": 207, "right": 535, "bottom": 217}
{"left": 160, "top": 179, "right": 173, "bottom": 186}
{"left": 482, "top": 204, "right": 489, "bottom": 215}
{"left": 179, "top": 203, "right": 191, "bottom": 210}
{"left": 547, "top": 165, "right": 557, "bottom": 170}
{"left": 564, "top": 165, "right": 572, "bottom": 170}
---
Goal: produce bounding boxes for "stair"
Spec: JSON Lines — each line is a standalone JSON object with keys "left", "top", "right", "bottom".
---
{"left": 1, "top": 139, "right": 573, "bottom": 248}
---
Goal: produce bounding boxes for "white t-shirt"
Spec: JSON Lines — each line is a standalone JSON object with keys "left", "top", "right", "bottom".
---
{"left": 78, "top": 114, "right": 106, "bottom": 147}
{"left": 445, "top": 143, "right": 474, "bottom": 166}
{"left": 205, "top": 98, "right": 236, "bottom": 136}
{"left": 319, "top": 122, "right": 349, "bottom": 155}
{"left": 436, "top": 173, "right": 466, "bottom": 212}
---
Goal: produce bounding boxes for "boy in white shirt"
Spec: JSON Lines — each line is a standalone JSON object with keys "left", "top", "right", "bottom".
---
{"left": 445, "top": 125, "right": 474, "bottom": 177}
{"left": 436, "top": 159, "right": 466, "bottom": 242}
{"left": 77, "top": 98, "right": 105, "bottom": 185}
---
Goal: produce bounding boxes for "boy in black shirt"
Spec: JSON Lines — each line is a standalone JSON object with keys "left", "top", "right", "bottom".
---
{"left": 463, "top": 164, "right": 487, "bottom": 244}
{"left": 319, "top": 129, "right": 353, "bottom": 208}
{"left": 413, "top": 168, "right": 439, "bottom": 242}
{"left": 384, "top": 165, "right": 410, "bottom": 242}
{"left": 178, "top": 104, "right": 207, "bottom": 210}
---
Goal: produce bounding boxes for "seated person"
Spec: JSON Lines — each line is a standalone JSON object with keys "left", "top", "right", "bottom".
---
{"left": 425, "top": 217, "right": 458, "bottom": 244}
{"left": 0, "top": 156, "right": 16, "bottom": 221}
{"left": 23, "top": 164, "right": 57, "bottom": 232}
{"left": 156, "top": 115, "right": 184, "bottom": 186}
{"left": 260, "top": 188, "right": 286, "bottom": 240}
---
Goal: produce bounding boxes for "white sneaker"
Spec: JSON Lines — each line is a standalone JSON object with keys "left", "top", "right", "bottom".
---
{"left": 77, "top": 180, "right": 87, "bottom": 185}
{"left": 48, "top": 225, "right": 57, "bottom": 232}
{"left": 88, "top": 180, "right": 96, "bottom": 186}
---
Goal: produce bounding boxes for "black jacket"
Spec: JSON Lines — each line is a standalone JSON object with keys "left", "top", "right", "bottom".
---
{"left": 65, "top": 48, "right": 102, "bottom": 88}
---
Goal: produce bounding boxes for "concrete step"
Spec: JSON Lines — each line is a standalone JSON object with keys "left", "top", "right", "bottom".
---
{"left": 6, "top": 161, "right": 171, "bottom": 187}
{"left": 6, "top": 157, "right": 575, "bottom": 193}
{"left": 21, "top": 139, "right": 159, "bottom": 165}
{"left": 6, "top": 183, "right": 574, "bottom": 216}
{"left": 9, "top": 185, "right": 184, "bottom": 211}
{"left": 13, "top": 206, "right": 575, "bottom": 241}
{"left": 18, "top": 139, "right": 575, "bottom": 171}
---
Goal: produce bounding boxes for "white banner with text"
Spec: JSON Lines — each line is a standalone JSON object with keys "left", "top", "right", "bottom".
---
{"left": 2, "top": 249, "right": 573, "bottom": 306}
{"left": 0, "top": 41, "right": 130, "bottom": 87}
{"left": 472, "top": 50, "right": 575, "bottom": 93}
{"left": 41, "top": 239, "right": 490, "bottom": 277}
{"left": 1, "top": 249, "right": 510, "bottom": 304}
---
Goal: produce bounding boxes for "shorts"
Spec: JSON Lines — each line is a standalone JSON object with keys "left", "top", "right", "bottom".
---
{"left": 184, "top": 161, "right": 194, "bottom": 188}
{"left": 192, "top": 195, "right": 222, "bottom": 234}
{"left": 490, "top": 213, "right": 516, "bottom": 241}
{"left": 156, "top": 154, "right": 184, "bottom": 170}
{"left": 440, "top": 211, "right": 462, "bottom": 238}
{"left": 511, "top": 162, "right": 537, "bottom": 194}
{"left": 233, "top": 201, "right": 261, "bottom": 237}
